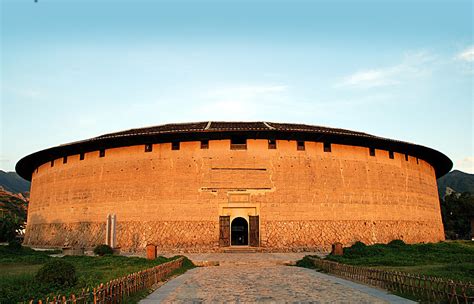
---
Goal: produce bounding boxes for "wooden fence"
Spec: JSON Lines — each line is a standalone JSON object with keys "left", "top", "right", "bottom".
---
{"left": 309, "top": 257, "right": 474, "bottom": 303}
{"left": 29, "top": 257, "right": 184, "bottom": 304}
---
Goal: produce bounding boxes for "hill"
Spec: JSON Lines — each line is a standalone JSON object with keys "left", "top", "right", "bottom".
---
{"left": 437, "top": 170, "right": 474, "bottom": 197}
{"left": 0, "top": 171, "right": 30, "bottom": 194}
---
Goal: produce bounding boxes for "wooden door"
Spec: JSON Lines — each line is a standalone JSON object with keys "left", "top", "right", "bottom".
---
{"left": 219, "top": 216, "right": 230, "bottom": 247}
{"left": 249, "top": 215, "right": 259, "bottom": 247}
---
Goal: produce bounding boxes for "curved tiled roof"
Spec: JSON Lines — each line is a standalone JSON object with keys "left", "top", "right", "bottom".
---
{"left": 92, "top": 121, "right": 375, "bottom": 140}
{"left": 16, "top": 121, "right": 452, "bottom": 180}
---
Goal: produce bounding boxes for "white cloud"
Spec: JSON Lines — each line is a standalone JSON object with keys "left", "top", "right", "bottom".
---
{"left": 455, "top": 156, "right": 474, "bottom": 174}
{"left": 336, "top": 51, "right": 436, "bottom": 89}
{"left": 337, "top": 69, "right": 400, "bottom": 89}
{"left": 456, "top": 46, "right": 474, "bottom": 62}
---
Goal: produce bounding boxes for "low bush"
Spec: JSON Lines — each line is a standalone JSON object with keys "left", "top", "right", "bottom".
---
{"left": 6, "top": 240, "right": 22, "bottom": 250}
{"left": 351, "top": 241, "right": 367, "bottom": 249}
{"left": 387, "top": 239, "right": 406, "bottom": 248}
{"left": 35, "top": 259, "right": 77, "bottom": 288}
{"left": 343, "top": 241, "right": 368, "bottom": 257}
{"left": 93, "top": 244, "right": 113, "bottom": 256}
{"left": 295, "top": 255, "right": 319, "bottom": 269}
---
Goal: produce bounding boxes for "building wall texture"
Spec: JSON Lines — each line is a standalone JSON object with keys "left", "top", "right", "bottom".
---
{"left": 24, "top": 139, "right": 444, "bottom": 252}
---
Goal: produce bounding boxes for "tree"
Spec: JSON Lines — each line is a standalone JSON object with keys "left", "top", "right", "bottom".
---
{"left": 0, "top": 192, "right": 27, "bottom": 245}
{"left": 440, "top": 192, "right": 474, "bottom": 239}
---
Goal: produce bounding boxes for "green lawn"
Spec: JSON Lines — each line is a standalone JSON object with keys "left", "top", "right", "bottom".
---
{"left": 322, "top": 240, "right": 474, "bottom": 283}
{"left": 0, "top": 246, "right": 193, "bottom": 303}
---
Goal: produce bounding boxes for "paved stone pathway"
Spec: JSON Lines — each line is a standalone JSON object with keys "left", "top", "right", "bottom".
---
{"left": 141, "top": 253, "right": 414, "bottom": 303}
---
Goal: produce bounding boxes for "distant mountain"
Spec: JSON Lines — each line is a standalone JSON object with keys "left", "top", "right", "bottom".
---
{"left": 437, "top": 170, "right": 474, "bottom": 198}
{"left": 0, "top": 170, "right": 30, "bottom": 194}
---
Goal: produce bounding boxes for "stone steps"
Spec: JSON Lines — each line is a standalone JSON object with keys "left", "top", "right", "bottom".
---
{"left": 221, "top": 247, "right": 259, "bottom": 253}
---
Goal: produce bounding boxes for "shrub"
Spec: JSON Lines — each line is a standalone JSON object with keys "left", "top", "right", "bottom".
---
{"left": 388, "top": 239, "right": 406, "bottom": 248}
{"left": 349, "top": 241, "right": 367, "bottom": 252}
{"left": 93, "top": 244, "right": 113, "bottom": 256}
{"left": 295, "top": 255, "right": 319, "bottom": 269}
{"left": 35, "top": 259, "right": 77, "bottom": 288}
{"left": 352, "top": 241, "right": 367, "bottom": 248}
{"left": 6, "top": 239, "right": 22, "bottom": 250}
{"left": 343, "top": 241, "right": 369, "bottom": 257}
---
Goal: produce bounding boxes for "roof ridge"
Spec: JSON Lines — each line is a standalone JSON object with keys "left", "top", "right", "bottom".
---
{"left": 263, "top": 122, "right": 275, "bottom": 130}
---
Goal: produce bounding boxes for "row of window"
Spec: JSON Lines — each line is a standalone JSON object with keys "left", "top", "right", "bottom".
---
{"left": 151, "top": 139, "right": 304, "bottom": 151}
{"left": 50, "top": 149, "right": 104, "bottom": 168}
{"left": 46, "top": 139, "right": 418, "bottom": 169}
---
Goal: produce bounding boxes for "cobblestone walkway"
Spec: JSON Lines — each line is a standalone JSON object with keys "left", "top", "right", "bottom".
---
{"left": 141, "top": 253, "right": 413, "bottom": 303}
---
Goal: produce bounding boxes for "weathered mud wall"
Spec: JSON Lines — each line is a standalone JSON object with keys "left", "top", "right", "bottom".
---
{"left": 24, "top": 139, "right": 444, "bottom": 252}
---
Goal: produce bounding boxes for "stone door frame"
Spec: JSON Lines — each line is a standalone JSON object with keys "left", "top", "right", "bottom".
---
{"left": 219, "top": 207, "right": 259, "bottom": 247}
{"left": 218, "top": 192, "right": 261, "bottom": 247}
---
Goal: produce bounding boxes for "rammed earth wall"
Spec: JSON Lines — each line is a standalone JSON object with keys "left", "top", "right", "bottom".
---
{"left": 24, "top": 139, "right": 444, "bottom": 252}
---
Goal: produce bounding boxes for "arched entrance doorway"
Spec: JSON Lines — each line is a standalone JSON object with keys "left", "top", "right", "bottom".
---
{"left": 231, "top": 217, "right": 248, "bottom": 246}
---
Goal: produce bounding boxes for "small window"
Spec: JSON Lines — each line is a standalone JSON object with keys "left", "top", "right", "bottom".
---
{"left": 36, "top": 167, "right": 38, "bottom": 173}
{"left": 324, "top": 142, "right": 331, "bottom": 152}
{"left": 201, "top": 140, "right": 209, "bottom": 149}
{"left": 416, "top": 158, "right": 419, "bottom": 164}
{"left": 172, "top": 142, "right": 180, "bottom": 150}
{"left": 231, "top": 137, "right": 247, "bottom": 150}
{"left": 369, "top": 148, "right": 375, "bottom": 156}
{"left": 268, "top": 139, "right": 277, "bottom": 149}
{"left": 50, "top": 160, "right": 54, "bottom": 167}
{"left": 80, "top": 153, "right": 85, "bottom": 160}
{"left": 405, "top": 154, "right": 408, "bottom": 161}
{"left": 99, "top": 149, "right": 105, "bottom": 158}
{"left": 389, "top": 151, "right": 394, "bottom": 159}
{"left": 297, "top": 141, "right": 305, "bottom": 151}
{"left": 63, "top": 156, "right": 67, "bottom": 164}
{"left": 145, "top": 144, "right": 153, "bottom": 152}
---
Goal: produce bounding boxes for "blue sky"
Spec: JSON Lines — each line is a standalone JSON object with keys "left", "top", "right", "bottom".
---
{"left": 1, "top": 0, "right": 473, "bottom": 174}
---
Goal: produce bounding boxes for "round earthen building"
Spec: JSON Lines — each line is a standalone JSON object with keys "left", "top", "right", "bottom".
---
{"left": 16, "top": 122, "right": 452, "bottom": 252}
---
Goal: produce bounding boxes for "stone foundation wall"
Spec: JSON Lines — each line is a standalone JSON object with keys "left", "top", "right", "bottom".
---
{"left": 24, "top": 219, "right": 444, "bottom": 253}
{"left": 116, "top": 221, "right": 218, "bottom": 252}
{"left": 24, "top": 222, "right": 106, "bottom": 248}
{"left": 24, "top": 221, "right": 218, "bottom": 253}
{"left": 261, "top": 220, "right": 445, "bottom": 251}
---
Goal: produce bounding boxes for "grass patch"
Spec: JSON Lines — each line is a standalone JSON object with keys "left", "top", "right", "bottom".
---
{"left": 0, "top": 246, "right": 60, "bottom": 264}
{"left": 0, "top": 246, "right": 191, "bottom": 303}
{"left": 324, "top": 240, "right": 474, "bottom": 282}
